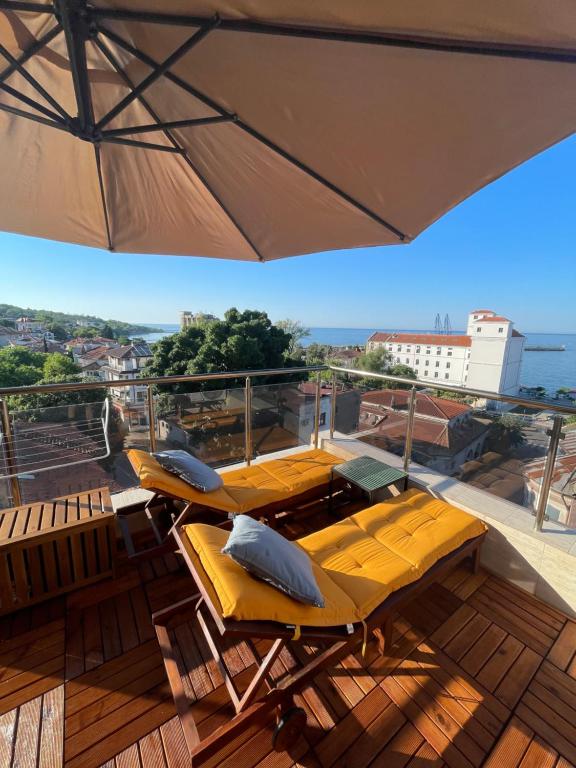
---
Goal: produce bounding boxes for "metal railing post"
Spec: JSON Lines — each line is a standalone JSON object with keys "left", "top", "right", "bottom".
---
{"left": 0, "top": 398, "right": 22, "bottom": 507}
{"left": 329, "top": 370, "right": 337, "bottom": 439}
{"left": 244, "top": 376, "right": 252, "bottom": 465}
{"left": 313, "top": 372, "right": 323, "bottom": 449}
{"left": 402, "top": 386, "right": 417, "bottom": 473}
{"left": 534, "top": 415, "right": 565, "bottom": 531}
{"left": 147, "top": 384, "right": 157, "bottom": 452}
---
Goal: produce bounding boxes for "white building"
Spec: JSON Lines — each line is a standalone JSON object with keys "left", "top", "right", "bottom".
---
{"left": 367, "top": 309, "right": 525, "bottom": 397}
{"left": 102, "top": 343, "right": 152, "bottom": 426}
{"left": 15, "top": 316, "right": 44, "bottom": 333}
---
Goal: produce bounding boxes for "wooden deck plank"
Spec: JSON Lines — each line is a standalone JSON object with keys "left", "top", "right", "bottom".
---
{"left": 547, "top": 622, "right": 576, "bottom": 672}
{"left": 483, "top": 716, "right": 533, "bottom": 768}
{"left": 1, "top": 509, "right": 574, "bottom": 768}
{"left": 39, "top": 685, "right": 65, "bottom": 768}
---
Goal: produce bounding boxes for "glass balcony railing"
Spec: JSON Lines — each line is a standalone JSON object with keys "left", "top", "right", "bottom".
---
{"left": 1, "top": 365, "right": 575, "bottom": 532}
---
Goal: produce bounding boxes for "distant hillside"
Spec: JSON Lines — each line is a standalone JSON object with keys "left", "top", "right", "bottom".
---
{"left": 0, "top": 303, "right": 159, "bottom": 337}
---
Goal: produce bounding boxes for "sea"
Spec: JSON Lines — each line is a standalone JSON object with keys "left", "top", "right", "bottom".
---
{"left": 139, "top": 324, "right": 575, "bottom": 393}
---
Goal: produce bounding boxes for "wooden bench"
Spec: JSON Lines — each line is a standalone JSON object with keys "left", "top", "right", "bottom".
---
{"left": 0, "top": 487, "right": 117, "bottom": 615}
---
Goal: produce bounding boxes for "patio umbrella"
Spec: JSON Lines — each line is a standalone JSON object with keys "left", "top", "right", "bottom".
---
{"left": 0, "top": 1, "right": 575, "bottom": 261}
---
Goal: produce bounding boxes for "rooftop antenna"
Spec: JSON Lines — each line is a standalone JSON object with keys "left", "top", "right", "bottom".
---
{"left": 443, "top": 314, "right": 452, "bottom": 335}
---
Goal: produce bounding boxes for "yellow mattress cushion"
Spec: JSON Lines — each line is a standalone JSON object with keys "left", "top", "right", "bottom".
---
{"left": 128, "top": 448, "right": 342, "bottom": 514}
{"left": 182, "top": 523, "right": 358, "bottom": 627}
{"left": 262, "top": 448, "right": 343, "bottom": 494}
{"left": 182, "top": 489, "right": 486, "bottom": 627}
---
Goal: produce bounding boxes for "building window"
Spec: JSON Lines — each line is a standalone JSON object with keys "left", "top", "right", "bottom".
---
{"left": 473, "top": 315, "right": 478, "bottom": 319}
{"left": 426, "top": 347, "right": 430, "bottom": 354}
{"left": 436, "top": 347, "right": 441, "bottom": 354}
{"left": 446, "top": 362, "right": 451, "bottom": 369}
{"left": 466, "top": 363, "right": 469, "bottom": 370}
{"left": 498, "top": 327, "right": 504, "bottom": 333}
{"left": 415, "top": 359, "right": 419, "bottom": 365}
{"left": 435, "top": 361, "right": 440, "bottom": 368}
{"left": 416, "top": 346, "right": 420, "bottom": 353}
{"left": 434, "top": 372, "right": 439, "bottom": 378}
{"left": 405, "top": 358, "right": 409, "bottom": 364}
{"left": 445, "top": 373, "right": 449, "bottom": 379}
{"left": 477, "top": 327, "right": 482, "bottom": 332}
{"left": 424, "top": 370, "right": 428, "bottom": 376}
{"left": 425, "top": 360, "right": 429, "bottom": 366}
{"left": 397, "top": 345, "right": 401, "bottom": 351}
{"left": 319, "top": 413, "right": 326, "bottom": 426}
{"left": 447, "top": 350, "right": 452, "bottom": 356}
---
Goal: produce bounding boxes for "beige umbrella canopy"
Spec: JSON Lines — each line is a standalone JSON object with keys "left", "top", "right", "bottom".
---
{"left": 0, "top": 1, "right": 575, "bottom": 261}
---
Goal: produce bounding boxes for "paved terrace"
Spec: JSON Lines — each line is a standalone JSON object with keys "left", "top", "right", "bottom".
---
{"left": 1, "top": 499, "right": 575, "bottom": 768}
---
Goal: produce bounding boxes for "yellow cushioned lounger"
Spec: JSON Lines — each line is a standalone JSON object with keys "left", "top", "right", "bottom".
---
{"left": 181, "top": 488, "right": 487, "bottom": 627}
{"left": 154, "top": 488, "right": 487, "bottom": 763}
{"left": 128, "top": 447, "right": 343, "bottom": 516}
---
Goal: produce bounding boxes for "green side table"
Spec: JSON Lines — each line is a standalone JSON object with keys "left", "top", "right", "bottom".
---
{"left": 330, "top": 455, "right": 408, "bottom": 508}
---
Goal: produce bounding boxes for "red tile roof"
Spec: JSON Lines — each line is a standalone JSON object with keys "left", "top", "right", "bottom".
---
{"left": 477, "top": 316, "right": 510, "bottom": 323}
{"left": 470, "top": 309, "right": 495, "bottom": 314}
{"left": 361, "top": 389, "right": 471, "bottom": 420}
{"left": 512, "top": 329, "right": 524, "bottom": 338}
{"left": 368, "top": 332, "right": 471, "bottom": 347}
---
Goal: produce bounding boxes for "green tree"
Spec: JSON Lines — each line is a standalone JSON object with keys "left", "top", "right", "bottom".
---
{"left": 386, "top": 364, "right": 417, "bottom": 389}
{"left": 144, "top": 308, "right": 295, "bottom": 392}
{"left": 7, "top": 375, "right": 105, "bottom": 412}
{"left": 116, "top": 335, "right": 131, "bottom": 346}
{"left": 276, "top": 319, "right": 310, "bottom": 360}
{"left": 45, "top": 322, "right": 68, "bottom": 341}
{"left": 43, "top": 353, "right": 79, "bottom": 379}
{"left": 0, "top": 347, "right": 45, "bottom": 387}
{"left": 100, "top": 323, "right": 115, "bottom": 340}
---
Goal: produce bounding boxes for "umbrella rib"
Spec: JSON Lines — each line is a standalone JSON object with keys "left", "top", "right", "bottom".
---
{"left": 0, "top": 36, "right": 70, "bottom": 122}
{"left": 91, "top": 8, "right": 576, "bottom": 65}
{"left": 99, "top": 26, "right": 407, "bottom": 242}
{"left": 0, "top": 24, "right": 61, "bottom": 85}
{"left": 94, "top": 144, "right": 113, "bottom": 251}
{"left": 95, "top": 16, "right": 220, "bottom": 132}
{"left": 100, "top": 136, "right": 185, "bottom": 153}
{"left": 93, "top": 34, "right": 265, "bottom": 262}
{"left": 0, "top": 99, "right": 66, "bottom": 130}
{"left": 0, "top": 80, "right": 65, "bottom": 123}
{"left": 101, "top": 115, "right": 233, "bottom": 138}
{"left": 0, "top": 1, "right": 53, "bottom": 11}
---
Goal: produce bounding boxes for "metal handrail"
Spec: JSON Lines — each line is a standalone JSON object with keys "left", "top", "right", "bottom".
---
{"left": 1, "top": 363, "right": 574, "bottom": 528}
{"left": 0, "top": 365, "right": 327, "bottom": 396}
{"left": 328, "top": 366, "right": 576, "bottom": 417}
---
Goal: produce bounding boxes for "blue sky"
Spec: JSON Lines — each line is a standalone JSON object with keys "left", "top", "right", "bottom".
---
{"left": 1, "top": 134, "right": 574, "bottom": 333}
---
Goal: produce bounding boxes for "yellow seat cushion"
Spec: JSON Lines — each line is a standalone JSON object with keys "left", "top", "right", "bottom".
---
{"left": 128, "top": 448, "right": 342, "bottom": 515}
{"left": 182, "top": 523, "right": 358, "bottom": 627}
{"left": 262, "top": 449, "right": 343, "bottom": 494}
{"left": 182, "top": 489, "right": 486, "bottom": 628}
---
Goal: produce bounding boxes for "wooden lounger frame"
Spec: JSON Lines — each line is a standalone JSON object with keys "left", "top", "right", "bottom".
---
{"left": 122, "top": 478, "right": 345, "bottom": 560}
{"left": 153, "top": 521, "right": 486, "bottom": 765}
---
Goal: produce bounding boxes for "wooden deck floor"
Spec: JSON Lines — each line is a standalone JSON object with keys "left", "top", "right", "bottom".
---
{"left": 1, "top": 509, "right": 576, "bottom": 768}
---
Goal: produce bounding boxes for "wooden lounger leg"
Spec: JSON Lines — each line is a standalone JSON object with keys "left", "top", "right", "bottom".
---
{"left": 472, "top": 542, "right": 482, "bottom": 574}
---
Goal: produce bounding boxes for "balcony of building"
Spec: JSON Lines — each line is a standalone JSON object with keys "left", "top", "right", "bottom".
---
{"left": 0, "top": 366, "right": 575, "bottom": 768}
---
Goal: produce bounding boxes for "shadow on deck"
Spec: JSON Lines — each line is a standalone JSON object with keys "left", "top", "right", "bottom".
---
{"left": 1, "top": 505, "right": 575, "bottom": 768}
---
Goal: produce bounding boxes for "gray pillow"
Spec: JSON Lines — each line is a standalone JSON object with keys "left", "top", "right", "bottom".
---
{"left": 222, "top": 515, "right": 324, "bottom": 607}
{"left": 153, "top": 450, "right": 223, "bottom": 492}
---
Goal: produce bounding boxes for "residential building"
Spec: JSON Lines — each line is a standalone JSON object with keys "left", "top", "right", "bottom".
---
{"left": 15, "top": 316, "right": 44, "bottom": 333}
{"left": 180, "top": 311, "right": 218, "bottom": 329}
{"left": 76, "top": 345, "right": 115, "bottom": 379}
{"left": 66, "top": 337, "right": 118, "bottom": 360}
{"left": 357, "top": 389, "right": 491, "bottom": 475}
{"left": 101, "top": 343, "right": 152, "bottom": 426}
{"left": 367, "top": 309, "right": 525, "bottom": 398}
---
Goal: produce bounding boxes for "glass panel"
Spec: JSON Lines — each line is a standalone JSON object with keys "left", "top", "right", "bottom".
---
{"left": 538, "top": 416, "right": 576, "bottom": 528}
{"left": 154, "top": 386, "right": 246, "bottom": 468}
{"left": 414, "top": 395, "right": 550, "bottom": 516}
{"left": 332, "top": 375, "right": 411, "bottom": 459}
{"left": 250, "top": 381, "right": 312, "bottom": 459}
{"left": 0, "top": 397, "right": 139, "bottom": 507}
